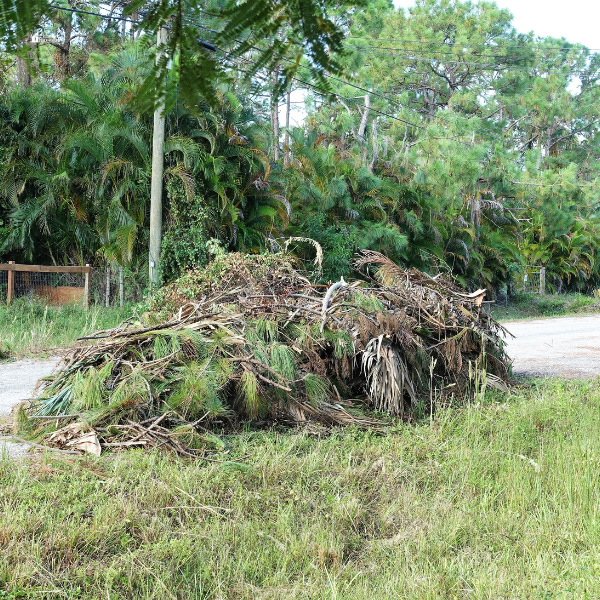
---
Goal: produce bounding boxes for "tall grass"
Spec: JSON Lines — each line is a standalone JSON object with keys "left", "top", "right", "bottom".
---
{"left": 493, "top": 292, "right": 600, "bottom": 322}
{"left": 0, "top": 298, "right": 132, "bottom": 357}
{"left": 2, "top": 378, "right": 600, "bottom": 598}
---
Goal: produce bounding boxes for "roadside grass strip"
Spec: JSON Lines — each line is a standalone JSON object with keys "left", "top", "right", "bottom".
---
{"left": 1, "top": 378, "right": 600, "bottom": 598}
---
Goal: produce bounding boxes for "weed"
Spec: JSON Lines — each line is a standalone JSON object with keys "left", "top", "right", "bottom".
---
{"left": 0, "top": 298, "right": 131, "bottom": 357}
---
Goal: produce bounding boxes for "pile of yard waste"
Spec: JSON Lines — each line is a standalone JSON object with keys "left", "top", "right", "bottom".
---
{"left": 29, "top": 250, "right": 511, "bottom": 457}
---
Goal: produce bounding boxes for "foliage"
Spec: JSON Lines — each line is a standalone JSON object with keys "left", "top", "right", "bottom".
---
{"left": 160, "top": 178, "right": 210, "bottom": 283}
{"left": 0, "top": 53, "right": 287, "bottom": 278}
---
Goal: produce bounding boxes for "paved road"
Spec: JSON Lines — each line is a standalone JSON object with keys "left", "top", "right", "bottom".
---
{"left": 0, "top": 358, "right": 60, "bottom": 414}
{"left": 0, "top": 357, "right": 60, "bottom": 459}
{"left": 503, "top": 315, "right": 600, "bottom": 378}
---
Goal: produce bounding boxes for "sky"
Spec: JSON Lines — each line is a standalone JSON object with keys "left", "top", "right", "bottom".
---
{"left": 393, "top": 0, "right": 600, "bottom": 50}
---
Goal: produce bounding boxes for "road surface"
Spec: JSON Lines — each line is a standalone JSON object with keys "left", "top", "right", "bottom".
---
{"left": 0, "top": 357, "right": 60, "bottom": 459}
{"left": 502, "top": 315, "right": 600, "bottom": 378}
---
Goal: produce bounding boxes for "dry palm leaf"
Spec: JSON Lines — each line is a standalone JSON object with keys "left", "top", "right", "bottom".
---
{"left": 29, "top": 251, "right": 511, "bottom": 455}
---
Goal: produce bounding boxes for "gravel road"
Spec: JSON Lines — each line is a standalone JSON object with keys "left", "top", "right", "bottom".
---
{"left": 503, "top": 315, "right": 600, "bottom": 378}
{"left": 0, "top": 357, "right": 60, "bottom": 459}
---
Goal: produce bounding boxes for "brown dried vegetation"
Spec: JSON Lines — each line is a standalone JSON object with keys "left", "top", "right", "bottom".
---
{"left": 29, "top": 251, "right": 511, "bottom": 456}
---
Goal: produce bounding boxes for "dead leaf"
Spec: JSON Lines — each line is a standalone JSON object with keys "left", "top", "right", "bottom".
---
{"left": 65, "top": 432, "right": 101, "bottom": 456}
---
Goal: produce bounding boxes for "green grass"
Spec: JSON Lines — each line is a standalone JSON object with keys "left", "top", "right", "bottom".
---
{"left": 493, "top": 292, "right": 600, "bottom": 322}
{"left": 2, "top": 378, "right": 600, "bottom": 598}
{"left": 0, "top": 299, "right": 132, "bottom": 357}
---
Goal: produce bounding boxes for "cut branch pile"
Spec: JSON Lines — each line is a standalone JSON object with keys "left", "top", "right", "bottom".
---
{"left": 30, "top": 250, "right": 512, "bottom": 456}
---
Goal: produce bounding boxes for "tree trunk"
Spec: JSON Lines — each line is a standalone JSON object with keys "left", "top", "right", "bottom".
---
{"left": 58, "top": 12, "right": 72, "bottom": 80}
{"left": 271, "top": 66, "right": 280, "bottom": 161}
{"left": 470, "top": 195, "right": 481, "bottom": 239}
{"left": 16, "top": 35, "right": 32, "bottom": 88}
{"left": 429, "top": 89, "right": 435, "bottom": 121}
{"left": 358, "top": 94, "right": 370, "bottom": 140}
{"left": 284, "top": 87, "right": 291, "bottom": 166}
{"left": 358, "top": 95, "right": 370, "bottom": 164}
{"left": 370, "top": 118, "right": 378, "bottom": 172}
{"left": 130, "top": 12, "right": 138, "bottom": 42}
{"left": 106, "top": 1, "right": 118, "bottom": 28}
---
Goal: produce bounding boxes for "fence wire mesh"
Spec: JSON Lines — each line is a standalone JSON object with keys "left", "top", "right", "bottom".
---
{"left": 90, "top": 267, "right": 144, "bottom": 306}
{"left": 0, "top": 266, "right": 145, "bottom": 306}
{"left": 514, "top": 265, "right": 546, "bottom": 294}
{"left": 3, "top": 271, "right": 86, "bottom": 304}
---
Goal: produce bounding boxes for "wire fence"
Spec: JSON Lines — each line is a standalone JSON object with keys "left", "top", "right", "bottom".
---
{"left": 514, "top": 265, "right": 546, "bottom": 294}
{"left": 0, "top": 264, "right": 146, "bottom": 307}
{"left": 1, "top": 270, "right": 86, "bottom": 304}
{"left": 90, "top": 267, "right": 145, "bottom": 306}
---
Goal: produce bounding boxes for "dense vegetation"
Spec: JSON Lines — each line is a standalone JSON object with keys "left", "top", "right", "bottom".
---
{"left": 1, "top": 0, "right": 600, "bottom": 297}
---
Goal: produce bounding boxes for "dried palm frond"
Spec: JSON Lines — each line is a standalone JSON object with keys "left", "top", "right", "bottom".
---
{"left": 283, "top": 237, "right": 323, "bottom": 270}
{"left": 30, "top": 251, "right": 511, "bottom": 457}
{"left": 362, "top": 336, "right": 417, "bottom": 417}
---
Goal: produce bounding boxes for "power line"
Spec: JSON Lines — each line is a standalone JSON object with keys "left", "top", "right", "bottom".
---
{"left": 217, "top": 39, "right": 600, "bottom": 175}
{"left": 346, "top": 43, "right": 549, "bottom": 63}
{"left": 345, "top": 37, "right": 600, "bottom": 52}
{"left": 179, "top": 14, "right": 599, "bottom": 148}
{"left": 344, "top": 42, "right": 600, "bottom": 73}
{"left": 189, "top": 17, "right": 595, "bottom": 155}
{"left": 48, "top": 4, "right": 215, "bottom": 50}
{"left": 48, "top": 3, "right": 137, "bottom": 23}
{"left": 109, "top": 2, "right": 596, "bottom": 76}
{"left": 176, "top": 15, "right": 503, "bottom": 143}
{"left": 346, "top": 45, "right": 597, "bottom": 75}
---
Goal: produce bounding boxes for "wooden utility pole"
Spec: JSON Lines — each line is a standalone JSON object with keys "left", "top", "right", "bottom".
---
{"left": 149, "top": 25, "right": 168, "bottom": 286}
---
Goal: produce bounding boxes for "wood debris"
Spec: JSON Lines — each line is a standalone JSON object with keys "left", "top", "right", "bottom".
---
{"left": 30, "top": 251, "right": 512, "bottom": 456}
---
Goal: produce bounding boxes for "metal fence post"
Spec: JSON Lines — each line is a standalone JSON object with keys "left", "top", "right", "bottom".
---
{"left": 119, "top": 266, "right": 124, "bottom": 307}
{"left": 84, "top": 264, "right": 91, "bottom": 309}
{"left": 540, "top": 267, "right": 546, "bottom": 295}
{"left": 6, "top": 261, "right": 14, "bottom": 305}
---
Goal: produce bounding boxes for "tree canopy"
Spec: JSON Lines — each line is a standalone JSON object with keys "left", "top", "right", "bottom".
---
{"left": 0, "top": 0, "right": 599, "bottom": 296}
